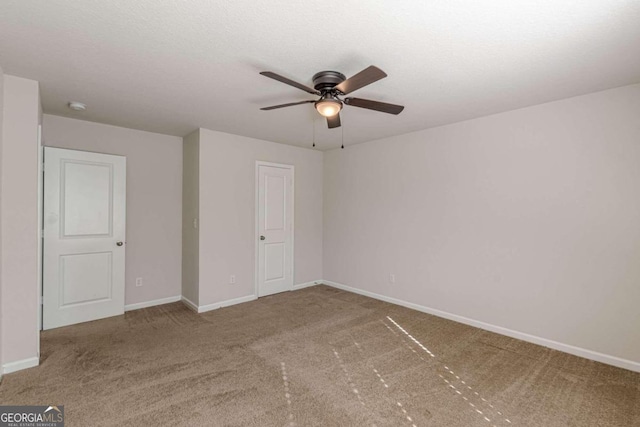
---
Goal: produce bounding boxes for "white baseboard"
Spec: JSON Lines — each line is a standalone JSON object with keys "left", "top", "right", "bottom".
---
{"left": 293, "top": 280, "right": 321, "bottom": 290}
{"left": 181, "top": 296, "right": 199, "bottom": 313}
{"left": 182, "top": 294, "right": 258, "bottom": 314}
{"left": 125, "top": 295, "right": 182, "bottom": 312}
{"left": 2, "top": 357, "right": 39, "bottom": 374}
{"left": 322, "top": 280, "right": 640, "bottom": 373}
{"left": 181, "top": 282, "right": 320, "bottom": 314}
{"left": 182, "top": 283, "right": 321, "bottom": 314}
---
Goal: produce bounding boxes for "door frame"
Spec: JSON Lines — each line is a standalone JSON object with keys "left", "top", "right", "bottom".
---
{"left": 254, "top": 161, "right": 295, "bottom": 297}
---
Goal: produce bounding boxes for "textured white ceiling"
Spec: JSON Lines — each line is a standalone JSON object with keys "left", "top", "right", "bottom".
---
{"left": 1, "top": 1, "right": 639, "bottom": 149}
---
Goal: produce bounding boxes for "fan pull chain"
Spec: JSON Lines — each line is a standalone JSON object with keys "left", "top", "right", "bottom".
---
{"left": 312, "top": 117, "right": 316, "bottom": 148}
{"left": 341, "top": 115, "right": 345, "bottom": 149}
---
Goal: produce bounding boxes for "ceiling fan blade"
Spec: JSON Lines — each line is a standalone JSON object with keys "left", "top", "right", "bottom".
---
{"left": 327, "top": 113, "right": 341, "bottom": 129}
{"left": 260, "top": 100, "right": 315, "bottom": 111}
{"left": 344, "top": 97, "right": 404, "bottom": 115}
{"left": 334, "top": 66, "right": 387, "bottom": 95}
{"left": 260, "top": 71, "right": 320, "bottom": 95}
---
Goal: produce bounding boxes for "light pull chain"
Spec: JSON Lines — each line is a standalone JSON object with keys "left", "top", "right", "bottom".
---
{"left": 341, "top": 114, "right": 345, "bottom": 149}
{"left": 312, "top": 116, "right": 316, "bottom": 148}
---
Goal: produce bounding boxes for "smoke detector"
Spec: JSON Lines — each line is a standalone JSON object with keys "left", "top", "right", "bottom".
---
{"left": 68, "top": 101, "right": 87, "bottom": 111}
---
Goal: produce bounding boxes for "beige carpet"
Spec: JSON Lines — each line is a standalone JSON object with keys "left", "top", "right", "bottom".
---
{"left": 1, "top": 285, "right": 638, "bottom": 426}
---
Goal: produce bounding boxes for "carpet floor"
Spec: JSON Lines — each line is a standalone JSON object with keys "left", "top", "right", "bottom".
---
{"left": 0, "top": 285, "right": 638, "bottom": 426}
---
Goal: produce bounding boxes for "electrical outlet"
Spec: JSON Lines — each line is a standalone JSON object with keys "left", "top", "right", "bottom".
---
{"left": 229, "top": 275, "right": 236, "bottom": 284}
{"left": 193, "top": 218, "right": 198, "bottom": 229}
{"left": 135, "top": 277, "right": 143, "bottom": 287}
{"left": 389, "top": 274, "right": 396, "bottom": 284}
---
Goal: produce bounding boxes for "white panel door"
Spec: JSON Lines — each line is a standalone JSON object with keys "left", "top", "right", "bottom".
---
{"left": 43, "top": 147, "right": 126, "bottom": 330}
{"left": 257, "top": 163, "right": 293, "bottom": 297}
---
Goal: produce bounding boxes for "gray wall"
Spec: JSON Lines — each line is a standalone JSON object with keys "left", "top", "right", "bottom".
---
{"left": 0, "top": 66, "right": 4, "bottom": 377}
{"left": 1, "top": 75, "right": 40, "bottom": 367}
{"left": 197, "top": 129, "right": 323, "bottom": 306}
{"left": 181, "top": 130, "right": 200, "bottom": 305}
{"left": 324, "top": 84, "right": 640, "bottom": 366}
{"left": 43, "top": 115, "right": 183, "bottom": 306}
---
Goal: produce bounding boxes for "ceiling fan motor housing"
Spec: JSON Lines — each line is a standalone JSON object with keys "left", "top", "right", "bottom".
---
{"left": 312, "top": 71, "right": 346, "bottom": 92}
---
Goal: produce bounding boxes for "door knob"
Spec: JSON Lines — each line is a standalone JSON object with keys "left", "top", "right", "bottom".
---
{"left": 260, "top": 235, "right": 266, "bottom": 241}
{"left": 116, "top": 241, "right": 124, "bottom": 246}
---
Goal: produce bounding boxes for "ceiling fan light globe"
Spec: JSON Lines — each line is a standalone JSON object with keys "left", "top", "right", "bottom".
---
{"left": 315, "top": 99, "right": 342, "bottom": 117}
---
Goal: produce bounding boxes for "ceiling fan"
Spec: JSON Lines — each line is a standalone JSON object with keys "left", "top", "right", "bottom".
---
{"left": 259, "top": 66, "right": 404, "bottom": 129}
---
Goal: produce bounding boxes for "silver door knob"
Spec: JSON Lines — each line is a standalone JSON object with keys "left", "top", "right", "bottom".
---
{"left": 260, "top": 236, "right": 265, "bottom": 241}
{"left": 116, "top": 241, "right": 124, "bottom": 246}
